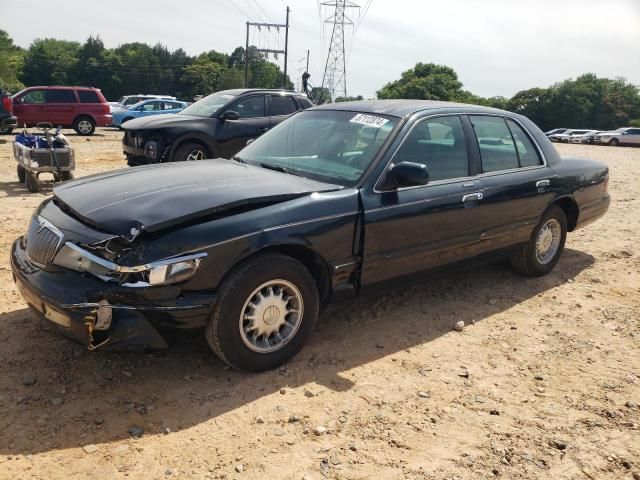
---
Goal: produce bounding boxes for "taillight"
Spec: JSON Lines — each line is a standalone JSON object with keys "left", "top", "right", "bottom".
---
{"left": 2, "top": 96, "right": 12, "bottom": 113}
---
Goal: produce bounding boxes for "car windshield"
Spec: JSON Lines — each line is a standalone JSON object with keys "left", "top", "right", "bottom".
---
{"left": 179, "top": 91, "right": 236, "bottom": 118}
{"left": 237, "top": 110, "right": 399, "bottom": 185}
{"left": 614, "top": 128, "right": 628, "bottom": 132}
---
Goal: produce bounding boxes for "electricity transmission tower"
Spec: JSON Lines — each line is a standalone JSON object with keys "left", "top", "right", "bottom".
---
{"left": 244, "top": 6, "right": 290, "bottom": 88}
{"left": 321, "top": 0, "right": 359, "bottom": 101}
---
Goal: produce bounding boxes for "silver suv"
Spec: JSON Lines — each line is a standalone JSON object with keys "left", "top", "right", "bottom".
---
{"left": 595, "top": 127, "right": 640, "bottom": 146}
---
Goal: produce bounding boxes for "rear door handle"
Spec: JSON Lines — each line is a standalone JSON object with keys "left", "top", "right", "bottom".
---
{"left": 462, "top": 192, "right": 483, "bottom": 202}
{"left": 536, "top": 179, "right": 551, "bottom": 188}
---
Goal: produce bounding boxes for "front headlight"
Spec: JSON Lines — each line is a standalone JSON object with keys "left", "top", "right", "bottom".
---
{"left": 53, "top": 242, "right": 206, "bottom": 287}
{"left": 145, "top": 258, "right": 202, "bottom": 285}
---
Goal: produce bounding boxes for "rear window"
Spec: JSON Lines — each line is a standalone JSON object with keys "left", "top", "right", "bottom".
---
{"left": 46, "top": 90, "right": 76, "bottom": 103}
{"left": 78, "top": 90, "right": 101, "bottom": 103}
{"left": 269, "top": 95, "right": 298, "bottom": 116}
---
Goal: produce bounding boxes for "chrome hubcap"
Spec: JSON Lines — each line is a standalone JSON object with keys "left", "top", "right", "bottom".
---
{"left": 536, "top": 218, "right": 561, "bottom": 264}
{"left": 186, "top": 149, "right": 205, "bottom": 161}
{"left": 78, "top": 120, "right": 92, "bottom": 133}
{"left": 239, "top": 279, "right": 304, "bottom": 353}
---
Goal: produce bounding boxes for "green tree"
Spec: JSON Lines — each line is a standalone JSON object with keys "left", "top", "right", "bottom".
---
{"left": 21, "top": 38, "right": 80, "bottom": 86}
{"left": 0, "top": 30, "right": 24, "bottom": 92}
{"left": 377, "top": 63, "right": 465, "bottom": 101}
{"left": 335, "top": 95, "right": 363, "bottom": 102}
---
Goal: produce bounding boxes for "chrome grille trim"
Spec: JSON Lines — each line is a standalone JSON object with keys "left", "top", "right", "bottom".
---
{"left": 25, "top": 216, "right": 64, "bottom": 266}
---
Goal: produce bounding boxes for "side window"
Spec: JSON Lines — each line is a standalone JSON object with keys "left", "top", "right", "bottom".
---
{"left": 394, "top": 116, "right": 469, "bottom": 182}
{"left": 78, "top": 90, "right": 100, "bottom": 103}
{"left": 231, "top": 96, "right": 265, "bottom": 118}
{"left": 46, "top": 90, "right": 77, "bottom": 103}
{"left": 141, "top": 101, "right": 161, "bottom": 112}
{"left": 22, "top": 90, "right": 46, "bottom": 104}
{"left": 164, "top": 102, "right": 180, "bottom": 110}
{"left": 297, "top": 97, "right": 313, "bottom": 109}
{"left": 269, "top": 95, "right": 298, "bottom": 116}
{"left": 505, "top": 119, "right": 542, "bottom": 167}
{"left": 470, "top": 116, "right": 519, "bottom": 172}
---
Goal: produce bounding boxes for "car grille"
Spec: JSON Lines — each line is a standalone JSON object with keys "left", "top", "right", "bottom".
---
{"left": 26, "top": 218, "right": 63, "bottom": 266}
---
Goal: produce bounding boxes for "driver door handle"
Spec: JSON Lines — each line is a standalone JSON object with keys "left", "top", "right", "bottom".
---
{"left": 536, "top": 179, "right": 551, "bottom": 188}
{"left": 462, "top": 192, "right": 483, "bottom": 202}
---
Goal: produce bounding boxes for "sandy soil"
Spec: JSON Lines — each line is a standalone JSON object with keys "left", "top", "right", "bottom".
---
{"left": 0, "top": 129, "right": 638, "bottom": 480}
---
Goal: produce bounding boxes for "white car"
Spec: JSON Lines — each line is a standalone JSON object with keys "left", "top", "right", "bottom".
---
{"left": 569, "top": 130, "right": 599, "bottom": 144}
{"left": 549, "top": 129, "right": 595, "bottom": 143}
{"left": 594, "top": 127, "right": 640, "bottom": 146}
{"left": 110, "top": 95, "right": 178, "bottom": 114}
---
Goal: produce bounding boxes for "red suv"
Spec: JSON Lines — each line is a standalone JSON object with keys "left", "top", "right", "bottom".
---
{"left": 12, "top": 86, "right": 112, "bottom": 135}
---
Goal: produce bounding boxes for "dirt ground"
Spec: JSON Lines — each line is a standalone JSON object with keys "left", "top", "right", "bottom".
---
{"left": 0, "top": 129, "right": 638, "bottom": 480}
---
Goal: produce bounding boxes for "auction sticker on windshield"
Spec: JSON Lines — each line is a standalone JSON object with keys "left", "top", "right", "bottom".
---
{"left": 350, "top": 113, "right": 389, "bottom": 128}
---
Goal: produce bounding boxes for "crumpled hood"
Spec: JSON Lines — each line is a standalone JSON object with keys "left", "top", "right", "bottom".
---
{"left": 122, "top": 113, "right": 205, "bottom": 131}
{"left": 53, "top": 160, "right": 339, "bottom": 241}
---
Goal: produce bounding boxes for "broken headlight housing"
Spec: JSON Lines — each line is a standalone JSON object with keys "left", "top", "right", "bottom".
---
{"left": 53, "top": 242, "right": 206, "bottom": 287}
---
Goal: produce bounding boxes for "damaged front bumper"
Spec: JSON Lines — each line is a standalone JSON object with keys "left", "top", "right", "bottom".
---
{"left": 11, "top": 238, "right": 216, "bottom": 351}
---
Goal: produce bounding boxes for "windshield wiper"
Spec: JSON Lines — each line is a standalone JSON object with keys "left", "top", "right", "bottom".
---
{"left": 232, "top": 155, "right": 245, "bottom": 163}
{"left": 259, "top": 162, "right": 296, "bottom": 175}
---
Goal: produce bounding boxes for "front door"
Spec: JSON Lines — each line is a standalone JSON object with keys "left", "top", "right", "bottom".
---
{"left": 622, "top": 128, "right": 640, "bottom": 145}
{"left": 45, "top": 89, "right": 78, "bottom": 127}
{"left": 216, "top": 95, "right": 269, "bottom": 158}
{"left": 13, "top": 89, "right": 47, "bottom": 126}
{"left": 361, "top": 115, "right": 486, "bottom": 285}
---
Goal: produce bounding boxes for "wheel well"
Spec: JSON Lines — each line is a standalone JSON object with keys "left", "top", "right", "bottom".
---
{"left": 552, "top": 197, "right": 579, "bottom": 231}
{"left": 73, "top": 114, "right": 95, "bottom": 124}
{"left": 254, "top": 245, "right": 332, "bottom": 307}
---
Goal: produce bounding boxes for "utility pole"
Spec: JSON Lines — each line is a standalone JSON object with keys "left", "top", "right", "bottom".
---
{"left": 283, "top": 6, "right": 290, "bottom": 89}
{"left": 321, "top": 0, "right": 359, "bottom": 101}
{"left": 306, "top": 49, "right": 310, "bottom": 72}
{"left": 243, "top": 7, "right": 290, "bottom": 89}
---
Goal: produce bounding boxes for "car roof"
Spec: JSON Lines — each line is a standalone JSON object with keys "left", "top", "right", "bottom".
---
{"left": 220, "top": 88, "right": 304, "bottom": 96}
{"left": 24, "top": 86, "right": 98, "bottom": 90}
{"left": 310, "top": 99, "right": 510, "bottom": 118}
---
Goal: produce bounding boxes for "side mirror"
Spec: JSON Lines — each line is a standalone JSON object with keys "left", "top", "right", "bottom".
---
{"left": 222, "top": 110, "right": 240, "bottom": 121}
{"left": 246, "top": 138, "right": 255, "bottom": 146}
{"left": 14, "top": 97, "right": 23, "bottom": 104}
{"left": 389, "top": 161, "right": 429, "bottom": 188}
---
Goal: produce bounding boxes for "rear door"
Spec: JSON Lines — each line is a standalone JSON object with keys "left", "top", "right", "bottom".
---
{"left": 14, "top": 89, "right": 47, "bottom": 126}
{"left": 267, "top": 94, "right": 299, "bottom": 129}
{"left": 137, "top": 100, "right": 163, "bottom": 117}
{"left": 361, "top": 115, "right": 487, "bottom": 285}
{"left": 163, "top": 101, "right": 184, "bottom": 113}
{"left": 466, "top": 115, "right": 554, "bottom": 251}
{"left": 216, "top": 94, "right": 269, "bottom": 158}
{"left": 45, "top": 89, "right": 78, "bottom": 127}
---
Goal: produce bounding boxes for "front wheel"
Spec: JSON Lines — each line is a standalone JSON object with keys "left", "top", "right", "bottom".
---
{"left": 17, "top": 165, "right": 26, "bottom": 183}
{"left": 609, "top": 138, "right": 619, "bottom": 146}
{"left": 0, "top": 127, "right": 14, "bottom": 135}
{"left": 25, "top": 172, "right": 40, "bottom": 193}
{"left": 173, "top": 142, "right": 208, "bottom": 162}
{"left": 510, "top": 206, "right": 567, "bottom": 276}
{"left": 205, "top": 254, "right": 319, "bottom": 372}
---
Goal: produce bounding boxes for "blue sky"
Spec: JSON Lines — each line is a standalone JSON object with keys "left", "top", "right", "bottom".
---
{"left": 1, "top": 0, "right": 639, "bottom": 98}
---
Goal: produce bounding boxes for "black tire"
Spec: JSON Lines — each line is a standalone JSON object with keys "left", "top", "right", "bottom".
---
{"left": 609, "top": 138, "right": 619, "bottom": 146}
{"left": 17, "top": 164, "right": 26, "bottom": 183}
{"left": 0, "top": 127, "right": 14, "bottom": 135}
{"left": 58, "top": 171, "right": 74, "bottom": 181}
{"left": 205, "top": 253, "right": 320, "bottom": 372}
{"left": 173, "top": 142, "right": 208, "bottom": 162}
{"left": 25, "top": 172, "right": 40, "bottom": 193}
{"left": 510, "top": 205, "right": 567, "bottom": 277}
{"left": 73, "top": 116, "right": 95, "bottom": 136}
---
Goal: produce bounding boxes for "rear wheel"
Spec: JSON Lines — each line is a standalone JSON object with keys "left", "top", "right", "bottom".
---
{"left": 173, "top": 142, "right": 207, "bottom": 162}
{"left": 609, "top": 138, "right": 619, "bottom": 146}
{"left": 25, "top": 172, "right": 40, "bottom": 193}
{"left": 73, "top": 116, "right": 95, "bottom": 136}
{"left": 510, "top": 206, "right": 567, "bottom": 276}
{"left": 17, "top": 165, "right": 26, "bottom": 183}
{"left": 205, "top": 253, "right": 319, "bottom": 372}
{"left": 0, "top": 127, "right": 13, "bottom": 135}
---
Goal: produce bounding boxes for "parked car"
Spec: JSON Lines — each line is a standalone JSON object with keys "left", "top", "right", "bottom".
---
{"left": 12, "top": 86, "right": 111, "bottom": 135}
{"left": 544, "top": 128, "right": 568, "bottom": 137}
{"left": 570, "top": 131, "right": 602, "bottom": 144}
{"left": 111, "top": 99, "right": 188, "bottom": 128}
{"left": 122, "top": 88, "right": 314, "bottom": 166}
{"left": 594, "top": 127, "right": 640, "bottom": 146}
{"left": 11, "top": 100, "right": 610, "bottom": 371}
{"left": 549, "top": 129, "right": 595, "bottom": 143}
{"left": 0, "top": 88, "right": 18, "bottom": 134}
{"left": 110, "top": 95, "right": 177, "bottom": 114}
